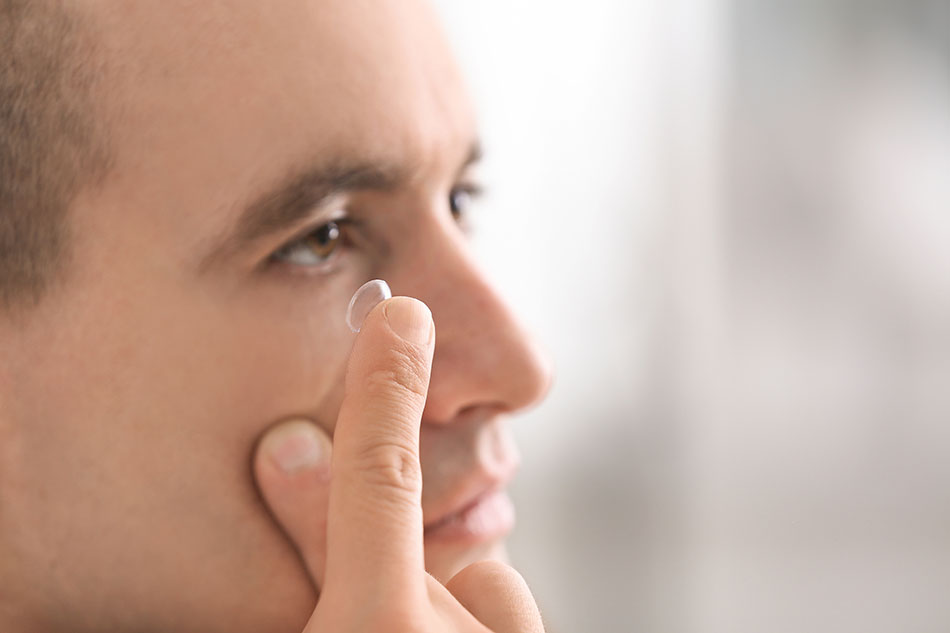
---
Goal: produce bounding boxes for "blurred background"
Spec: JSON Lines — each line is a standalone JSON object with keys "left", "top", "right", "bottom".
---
{"left": 431, "top": 1, "right": 950, "bottom": 632}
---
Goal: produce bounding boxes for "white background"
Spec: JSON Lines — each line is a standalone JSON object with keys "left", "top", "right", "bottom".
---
{"left": 431, "top": 1, "right": 950, "bottom": 632}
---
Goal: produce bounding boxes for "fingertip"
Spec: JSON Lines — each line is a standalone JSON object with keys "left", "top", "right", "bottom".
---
{"left": 323, "top": 295, "right": 434, "bottom": 592}
{"left": 447, "top": 561, "right": 545, "bottom": 633}
{"left": 382, "top": 296, "right": 433, "bottom": 347}
{"left": 256, "top": 418, "right": 332, "bottom": 478}
{"left": 343, "top": 296, "right": 435, "bottom": 407}
{"left": 253, "top": 419, "right": 335, "bottom": 590}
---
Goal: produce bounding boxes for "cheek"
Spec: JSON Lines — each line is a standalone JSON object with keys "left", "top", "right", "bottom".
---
{"left": 10, "top": 280, "right": 353, "bottom": 612}
{"left": 53, "top": 279, "right": 350, "bottom": 494}
{"left": 171, "top": 281, "right": 355, "bottom": 470}
{"left": 134, "top": 285, "right": 355, "bottom": 614}
{"left": 210, "top": 302, "right": 352, "bottom": 437}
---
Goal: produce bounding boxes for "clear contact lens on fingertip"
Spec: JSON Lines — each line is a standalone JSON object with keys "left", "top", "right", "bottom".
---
{"left": 345, "top": 279, "right": 392, "bottom": 333}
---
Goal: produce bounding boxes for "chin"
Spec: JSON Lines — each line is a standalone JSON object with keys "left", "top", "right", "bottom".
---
{"left": 424, "top": 538, "right": 510, "bottom": 584}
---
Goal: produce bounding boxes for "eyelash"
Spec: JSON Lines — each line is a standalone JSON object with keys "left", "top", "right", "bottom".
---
{"left": 269, "top": 183, "right": 483, "bottom": 270}
{"left": 269, "top": 217, "right": 355, "bottom": 271}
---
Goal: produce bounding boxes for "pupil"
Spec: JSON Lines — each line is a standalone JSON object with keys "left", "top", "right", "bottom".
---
{"left": 316, "top": 221, "right": 340, "bottom": 246}
{"left": 304, "top": 220, "right": 340, "bottom": 258}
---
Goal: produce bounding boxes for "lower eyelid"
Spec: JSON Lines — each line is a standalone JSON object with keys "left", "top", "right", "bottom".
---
{"left": 269, "top": 248, "right": 347, "bottom": 276}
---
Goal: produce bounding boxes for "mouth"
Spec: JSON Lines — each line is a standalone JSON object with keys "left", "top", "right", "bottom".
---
{"left": 423, "top": 487, "right": 516, "bottom": 544}
{"left": 420, "top": 414, "right": 521, "bottom": 545}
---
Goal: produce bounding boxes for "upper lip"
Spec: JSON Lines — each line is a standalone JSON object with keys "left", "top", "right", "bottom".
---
{"left": 422, "top": 460, "right": 519, "bottom": 532}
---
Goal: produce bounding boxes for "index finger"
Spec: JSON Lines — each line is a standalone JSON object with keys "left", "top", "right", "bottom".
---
{"left": 323, "top": 295, "right": 435, "bottom": 599}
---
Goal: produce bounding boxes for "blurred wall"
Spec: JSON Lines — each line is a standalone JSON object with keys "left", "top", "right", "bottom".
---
{"left": 431, "top": 1, "right": 950, "bottom": 632}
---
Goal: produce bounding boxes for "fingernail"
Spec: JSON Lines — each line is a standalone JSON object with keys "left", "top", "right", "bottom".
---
{"left": 264, "top": 420, "right": 328, "bottom": 474}
{"left": 346, "top": 279, "right": 392, "bottom": 333}
{"left": 384, "top": 296, "right": 433, "bottom": 346}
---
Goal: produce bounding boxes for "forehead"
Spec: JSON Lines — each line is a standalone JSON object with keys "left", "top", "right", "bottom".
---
{"left": 88, "top": 0, "right": 474, "bottom": 226}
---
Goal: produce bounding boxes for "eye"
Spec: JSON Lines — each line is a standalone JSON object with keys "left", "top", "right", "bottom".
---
{"left": 271, "top": 220, "right": 345, "bottom": 267}
{"left": 449, "top": 184, "right": 483, "bottom": 222}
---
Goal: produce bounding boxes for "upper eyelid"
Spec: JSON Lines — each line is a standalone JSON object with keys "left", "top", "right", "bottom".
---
{"left": 270, "top": 179, "right": 484, "bottom": 250}
{"left": 273, "top": 204, "right": 350, "bottom": 243}
{"left": 265, "top": 218, "right": 353, "bottom": 272}
{"left": 257, "top": 211, "right": 352, "bottom": 272}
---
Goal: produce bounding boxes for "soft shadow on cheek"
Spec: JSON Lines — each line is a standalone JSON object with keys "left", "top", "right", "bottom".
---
{"left": 229, "top": 294, "right": 355, "bottom": 439}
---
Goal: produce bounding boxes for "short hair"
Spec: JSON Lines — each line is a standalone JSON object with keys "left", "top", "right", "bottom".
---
{"left": 0, "top": 0, "right": 110, "bottom": 311}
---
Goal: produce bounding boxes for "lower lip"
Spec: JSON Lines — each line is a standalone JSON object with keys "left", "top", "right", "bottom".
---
{"left": 424, "top": 490, "right": 516, "bottom": 544}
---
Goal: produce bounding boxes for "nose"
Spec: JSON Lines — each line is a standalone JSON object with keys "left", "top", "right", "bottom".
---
{"left": 391, "top": 223, "right": 552, "bottom": 425}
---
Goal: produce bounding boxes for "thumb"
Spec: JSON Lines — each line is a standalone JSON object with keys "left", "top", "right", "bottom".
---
{"left": 446, "top": 560, "right": 546, "bottom": 633}
{"left": 254, "top": 418, "right": 334, "bottom": 591}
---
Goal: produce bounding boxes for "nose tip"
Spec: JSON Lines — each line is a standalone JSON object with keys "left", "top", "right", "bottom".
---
{"left": 396, "top": 224, "right": 554, "bottom": 424}
{"left": 421, "top": 283, "right": 555, "bottom": 424}
{"left": 509, "top": 329, "right": 554, "bottom": 414}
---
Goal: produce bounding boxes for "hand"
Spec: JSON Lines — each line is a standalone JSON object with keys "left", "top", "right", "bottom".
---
{"left": 254, "top": 296, "right": 545, "bottom": 632}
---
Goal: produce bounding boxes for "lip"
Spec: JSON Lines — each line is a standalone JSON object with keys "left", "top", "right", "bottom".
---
{"left": 421, "top": 412, "right": 521, "bottom": 544}
{"left": 422, "top": 461, "right": 519, "bottom": 544}
{"left": 423, "top": 488, "right": 516, "bottom": 544}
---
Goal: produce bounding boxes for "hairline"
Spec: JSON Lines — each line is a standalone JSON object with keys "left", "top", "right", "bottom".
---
{"left": 0, "top": 0, "right": 113, "bottom": 316}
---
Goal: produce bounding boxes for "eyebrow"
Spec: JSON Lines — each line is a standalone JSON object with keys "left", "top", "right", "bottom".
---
{"left": 202, "top": 142, "right": 482, "bottom": 267}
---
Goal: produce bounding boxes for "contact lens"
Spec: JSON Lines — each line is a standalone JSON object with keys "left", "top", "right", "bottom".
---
{"left": 346, "top": 279, "right": 392, "bottom": 332}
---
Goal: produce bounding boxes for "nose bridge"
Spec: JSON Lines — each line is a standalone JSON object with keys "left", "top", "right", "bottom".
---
{"left": 396, "top": 223, "right": 552, "bottom": 424}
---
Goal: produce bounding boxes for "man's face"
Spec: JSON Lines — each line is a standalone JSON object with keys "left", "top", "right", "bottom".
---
{"left": 0, "top": 1, "right": 550, "bottom": 631}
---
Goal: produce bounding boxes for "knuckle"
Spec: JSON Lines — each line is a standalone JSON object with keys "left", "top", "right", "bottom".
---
{"left": 353, "top": 436, "right": 422, "bottom": 496}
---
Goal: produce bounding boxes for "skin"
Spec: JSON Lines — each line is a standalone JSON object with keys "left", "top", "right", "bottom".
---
{"left": 0, "top": 1, "right": 550, "bottom": 632}
{"left": 255, "top": 296, "right": 546, "bottom": 632}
